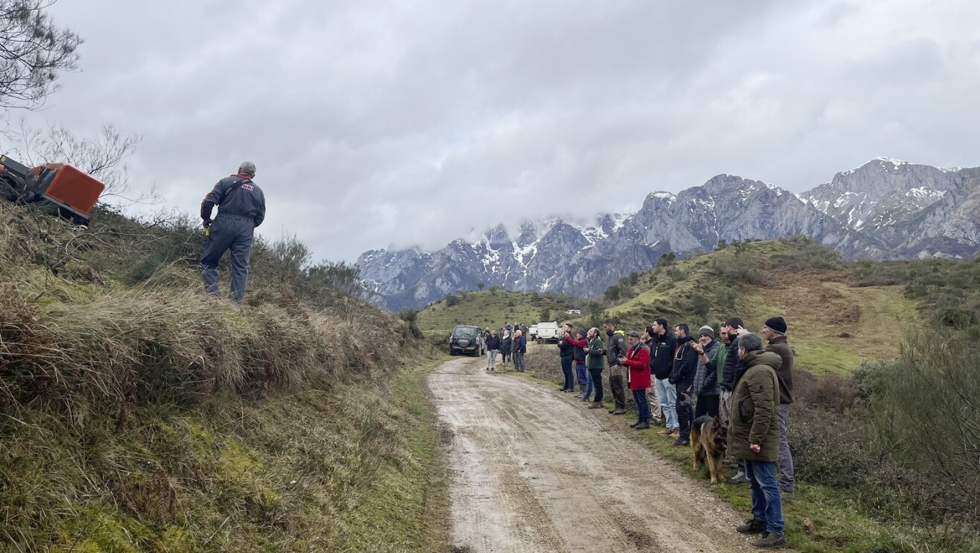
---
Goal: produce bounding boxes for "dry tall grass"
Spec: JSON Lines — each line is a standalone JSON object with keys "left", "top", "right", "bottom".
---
{"left": 0, "top": 204, "right": 443, "bottom": 551}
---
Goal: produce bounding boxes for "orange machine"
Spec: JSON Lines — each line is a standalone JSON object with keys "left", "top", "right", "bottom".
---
{"left": 0, "top": 155, "right": 105, "bottom": 224}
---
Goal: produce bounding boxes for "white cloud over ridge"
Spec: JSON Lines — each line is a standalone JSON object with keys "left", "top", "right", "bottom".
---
{"left": 10, "top": 0, "right": 980, "bottom": 261}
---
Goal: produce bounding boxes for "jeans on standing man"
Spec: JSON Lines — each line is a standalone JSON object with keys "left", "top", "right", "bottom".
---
{"left": 560, "top": 355, "right": 574, "bottom": 391}
{"left": 487, "top": 348, "right": 498, "bottom": 370}
{"left": 746, "top": 461, "right": 785, "bottom": 538}
{"left": 654, "top": 378, "right": 678, "bottom": 431}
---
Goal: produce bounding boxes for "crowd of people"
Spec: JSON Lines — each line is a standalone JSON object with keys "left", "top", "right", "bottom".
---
{"left": 482, "top": 315, "right": 796, "bottom": 549}
{"left": 482, "top": 322, "right": 529, "bottom": 373}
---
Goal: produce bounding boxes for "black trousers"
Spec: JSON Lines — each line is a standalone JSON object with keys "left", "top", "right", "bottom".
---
{"left": 695, "top": 395, "right": 720, "bottom": 419}
{"left": 589, "top": 368, "right": 604, "bottom": 403}
{"left": 677, "top": 386, "right": 693, "bottom": 440}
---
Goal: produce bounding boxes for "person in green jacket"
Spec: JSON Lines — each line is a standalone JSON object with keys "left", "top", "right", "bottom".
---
{"left": 730, "top": 333, "right": 786, "bottom": 548}
{"left": 708, "top": 326, "right": 731, "bottom": 426}
{"left": 585, "top": 327, "right": 606, "bottom": 409}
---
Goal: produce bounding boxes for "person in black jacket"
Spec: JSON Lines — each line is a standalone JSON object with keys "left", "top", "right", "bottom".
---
{"left": 670, "top": 324, "right": 699, "bottom": 446}
{"left": 500, "top": 330, "right": 512, "bottom": 365}
{"left": 650, "top": 318, "right": 678, "bottom": 436}
{"left": 485, "top": 329, "right": 500, "bottom": 372}
{"left": 557, "top": 323, "right": 576, "bottom": 392}
{"left": 721, "top": 316, "right": 750, "bottom": 483}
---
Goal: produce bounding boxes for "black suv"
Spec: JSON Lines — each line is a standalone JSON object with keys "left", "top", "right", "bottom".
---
{"left": 449, "top": 325, "right": 485, "bottom": 356}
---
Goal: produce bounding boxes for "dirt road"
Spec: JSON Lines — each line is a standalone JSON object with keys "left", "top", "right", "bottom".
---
{"left": 428, "top": 356, "right": 758, "bottom": 553}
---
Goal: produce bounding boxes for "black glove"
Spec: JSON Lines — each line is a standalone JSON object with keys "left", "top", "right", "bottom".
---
{"left": 203, "top": 219, "right": 212, "bottom": 229}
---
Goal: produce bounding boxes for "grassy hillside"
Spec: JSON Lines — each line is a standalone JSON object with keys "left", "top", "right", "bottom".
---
{"left": 0, "top": 204, "right": 449, "bottom": 552}
{"left": 608, "top": 239, "right": 919, "bottom": 374}
{"left": 417, "top": 288, "right": 579, "bottom": 336}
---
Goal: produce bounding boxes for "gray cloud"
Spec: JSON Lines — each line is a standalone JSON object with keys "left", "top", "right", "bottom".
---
{"left": 10, "top": 0, "right": 980, "bottom": 261}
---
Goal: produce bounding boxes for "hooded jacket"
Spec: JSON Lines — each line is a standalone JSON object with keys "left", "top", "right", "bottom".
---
{"left": 622, "top": 342, "right": 652, "bottom": 390}
{"left": 729, "top": 350, "right": 783, "bottom": 462}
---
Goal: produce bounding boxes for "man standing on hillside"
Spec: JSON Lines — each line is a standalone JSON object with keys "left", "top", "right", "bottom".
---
{"left": 763, "top": 316, "right": 796, "bottom": 499}
{"left": 650, "top": 318, "right": 678, "bottom": 437}
{"left": 731, "top": 333, "right": 786, "bottom": 548}
{"left": 485, "top": 329, "right": 500, "bottom": 372}
{"left": 586, "top": 327, "right": 606, "bottom": 409}
{"left": 500, "top": 329, "right": 512, "bottom": 365}
{"left": 200, "top": 161, "right": 266, "bottom": 303}
{"left": 670, "top": 324, "right": 699, "bottom": 446}
{"left": 513, "top": 330, "right": 527, "bottom": 372}
{"left": 620, "top": 331, "right": 652, "bottom": 429}
{"left": 603, "top": 319, "right": 628, "bottom": 416}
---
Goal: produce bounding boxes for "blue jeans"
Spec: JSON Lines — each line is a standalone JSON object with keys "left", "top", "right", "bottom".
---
{"left": 560, "top": 356, "right": 574, "bottom": 390}
{"left": 654, "top": 378, "right": 678, "bottom": 430}
{"left": 515, "top": 351, "right": 525, "bottom": 372}
{"left": 583, "top": 369, "right": 594, "bottom": 399}
{"left": 746, "top": 460, "right": 784, "bottom": 536}
{"left": 632, "top": 389, "right": 651, "bottom": 423}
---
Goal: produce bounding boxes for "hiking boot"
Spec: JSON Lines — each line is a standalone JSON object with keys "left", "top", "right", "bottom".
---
{"left": 629, "top": 421, "right": 640, "bottom": 428}
{"left": 668, "top": 430, "right": 680, "bottom": 439}
{"left": 730, "top": 471, "right": 749, "bottom": 485}
{"left": 753, "top": 532, "right": 786, "bottom": 548}
{"left": 673, "top": 437, "right": 690, "bottom": 446}
{"left": 634, "top": 422, "right": 650, "bottom": 430}
{"left": 736, "top": 519, "right": 767, "bottom": 534}
{"left": 658, "top": 428, "right": 673, "bottom": 436}
{"left": 611, "top": 409, "right": 626, "bottom": 415}
{"left": 588, "top": 403, "right": 603, "bottom": 409}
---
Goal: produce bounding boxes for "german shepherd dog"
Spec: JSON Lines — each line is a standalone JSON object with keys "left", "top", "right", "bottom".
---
{"left": 691, "top": 415, "right": 727, "bottom": 484}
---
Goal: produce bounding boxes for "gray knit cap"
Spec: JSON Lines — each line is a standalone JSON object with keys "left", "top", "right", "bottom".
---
{"left": 697, "top": 325, "right": 715, "bottom": 338}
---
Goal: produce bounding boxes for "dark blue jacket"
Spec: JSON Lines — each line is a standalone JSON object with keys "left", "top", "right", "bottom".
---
{"left": 722, "top": 335, "right": 747, "bottom": 391}
{"left": 201, "top": 174, "right": 266, "bottom": 227}
{"left": 486, "top": 335, "right": 500, "bottom": 351}
{"left": 670, "top": 336, "right": 698, "bottom": 393}
{"left": 649, "top": 332, "right": 676, "bottom": 380}
{"left": 516, "top": 335, "right": 527, "bottom": 354}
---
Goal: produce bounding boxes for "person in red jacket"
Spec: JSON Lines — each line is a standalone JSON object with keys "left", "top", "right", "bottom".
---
{"left": 620, "top": 331, "right": 653, "bottom": 430}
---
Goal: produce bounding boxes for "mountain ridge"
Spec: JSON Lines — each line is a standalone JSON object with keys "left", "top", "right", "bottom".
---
{"left": 360, "top": 158, "right": 980, "bottom": 310}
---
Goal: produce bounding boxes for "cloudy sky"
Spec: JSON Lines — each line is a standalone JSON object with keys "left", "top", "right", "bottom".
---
{"left": 8, "top": 0, "right": 980, "bottom": 262}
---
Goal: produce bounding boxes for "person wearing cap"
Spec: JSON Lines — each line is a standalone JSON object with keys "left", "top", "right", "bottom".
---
{"left": 692, "top": 325, "right": 722, "bottom": 418}
{"left": 200, "top": 161, "right": 266, "bottom": 303}
{"left": 565, "top": 327, "right": 589, "bottom": 396}
{"left": 619, "top": 331, "right": 652, "bottom": 429}
{"left": 603, "top": 319, "right": 629, "bottom": 415}
{"left": 763, "top": 316, "right": 795, "bottom": 498}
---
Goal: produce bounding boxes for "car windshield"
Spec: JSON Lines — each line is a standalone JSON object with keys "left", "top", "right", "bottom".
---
{"left": 453, "top": 327, "right": 478, "bottom": 337}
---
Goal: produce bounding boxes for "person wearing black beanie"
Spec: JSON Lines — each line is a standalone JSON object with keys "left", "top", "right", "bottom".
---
{"left": 763, "top": 316, "right": 795, "bottom": 499}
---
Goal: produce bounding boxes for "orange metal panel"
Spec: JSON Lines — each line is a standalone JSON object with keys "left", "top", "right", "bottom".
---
{"left": 41, "top": 164, "right": 105, "bottom": 216}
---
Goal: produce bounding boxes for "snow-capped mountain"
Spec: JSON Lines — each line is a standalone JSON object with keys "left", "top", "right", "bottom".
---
{"left": 360, "top": 158, "right": 980, "bottom": 310}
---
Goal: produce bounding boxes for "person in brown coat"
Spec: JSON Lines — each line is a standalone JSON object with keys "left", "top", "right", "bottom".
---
{"left": 763, "top": 316, "right": 795, "bottom": 498}
{"left": 730, "top": 333, "right": 785, "bottom": 548}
